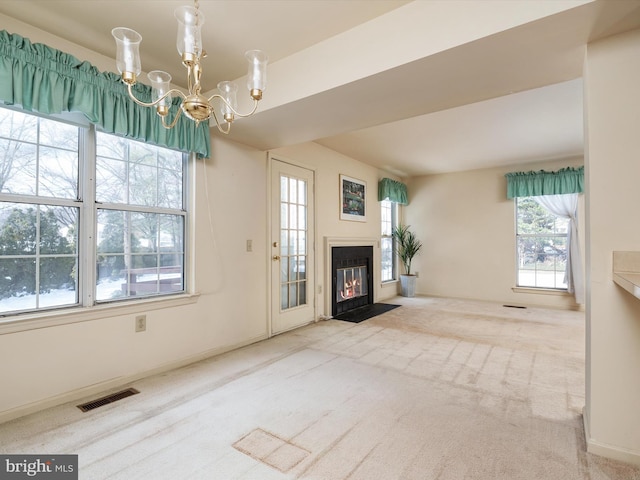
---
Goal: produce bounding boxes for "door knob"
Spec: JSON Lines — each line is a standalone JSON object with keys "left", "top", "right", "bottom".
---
{"left": 273, "top": 255, "right": 280, "bottom": 260}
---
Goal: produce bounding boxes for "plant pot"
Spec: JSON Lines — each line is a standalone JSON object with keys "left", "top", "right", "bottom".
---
{"left": 400, "top": 274, "right": 417, "bottom": 297}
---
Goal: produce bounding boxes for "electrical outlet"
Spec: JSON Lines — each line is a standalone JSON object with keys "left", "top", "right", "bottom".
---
{"left": 246, "top": 239, "right": 252, "bottom": 252}
{"left": 415, "top": 271, "right": 419, "bottom": 278}
{"left": 135, "top": 314, "right": 146, "bottom": 332}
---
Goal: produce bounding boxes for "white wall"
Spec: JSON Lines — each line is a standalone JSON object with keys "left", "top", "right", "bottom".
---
{"left": 0, "top": 136, "right": 269, "bottom": 420}
{"left": 584, "top": 28, "right": 640, "bottom": 465}
{"left": 0, "top": 19, "right": 398, "bottom": 419}
{"left": 406, "top": 157, "right": 584, "bottom": 309}
{"left": 0, "top": 136, "right": 397, "bottom": 422}
{"left": 270, "top": 142, "right": 401, "bottom": 314}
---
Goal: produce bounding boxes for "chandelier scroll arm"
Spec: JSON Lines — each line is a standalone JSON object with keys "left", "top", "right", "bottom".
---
{"left": 125, "top": 83, "right": 187, "bottom": 130}
{"left": 209, "top": 110, "right": 231, "bottom": 134}
{"left": 160, "top": 107, "right": 184, "bottom": 130}
{"left": 207, "top": 93, "right": 260, "bottom": 119}
{"left": 126, "top": 83, "right": 187, "bottom": 109}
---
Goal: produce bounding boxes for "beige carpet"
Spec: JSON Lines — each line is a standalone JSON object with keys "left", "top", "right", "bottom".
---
{"left": 1, "top": 296, "right": 639, "bottom": 479}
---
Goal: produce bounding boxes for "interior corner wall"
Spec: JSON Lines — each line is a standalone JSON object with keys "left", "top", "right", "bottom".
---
{"left": 584, "top": 28, "right": 640, "bottom": 465}
{"left": 404, "top": 157, "right": 584, "bottom": 310}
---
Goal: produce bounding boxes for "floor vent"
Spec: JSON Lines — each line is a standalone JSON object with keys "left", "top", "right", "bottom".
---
{"left": 503, "top": 304, "right": 527, "bottom": 309}
{"left": 77, "top": 388, "right": 140, "bottom": 412}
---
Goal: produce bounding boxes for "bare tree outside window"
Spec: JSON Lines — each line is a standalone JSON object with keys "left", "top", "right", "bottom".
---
{"left": 95, "top": 132, "right": 185, "bottom": 301}
{"left": 0, "top": 106, "right": 187, "bottom": 315}
{"left": 0, "top": 109, "right": 80, "bottom": 313}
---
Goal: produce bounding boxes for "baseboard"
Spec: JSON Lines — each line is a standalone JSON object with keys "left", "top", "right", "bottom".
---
{"left": 583, "top": 407, "right": 640, "bottom": 467}
{"left": 419, "top": 292, "right": 583, "bottom": 312}
{"left": 0, "top": 333, "right": 269, "bottom": 425}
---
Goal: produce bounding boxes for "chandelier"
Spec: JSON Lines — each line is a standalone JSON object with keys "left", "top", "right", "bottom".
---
{"left": 111, "top": 0, "right": 267, "bottom": 133}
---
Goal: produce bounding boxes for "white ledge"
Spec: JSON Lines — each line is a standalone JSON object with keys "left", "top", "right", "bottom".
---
{"left": 613, "top": 272, "right": 640, "bottom": 300}
{"left": 512, "top": 286, "right": 570, "bottom": 296}
{"left": 612, "top": 251, "right": 640, "bottom": 300}
{"left": 0, "top": 293, "right": 200, "bottom": 335}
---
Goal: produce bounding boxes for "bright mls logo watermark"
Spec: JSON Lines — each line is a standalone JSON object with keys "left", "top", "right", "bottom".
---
{"left": 0, "top": 455, "right": 77, "bottom": 479}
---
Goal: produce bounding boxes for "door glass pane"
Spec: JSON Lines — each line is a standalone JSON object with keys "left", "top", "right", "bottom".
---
{"left": 289, "top": 178, "right": 297, "bottom": 204}
{"left": 281, "top": 284, "right": 288, "bottom": 309}
{"left": 279, "top": 173, "right": 308, "bottom": 311}
{"left": 299, "top": 280, "right": 307, "bottom": 305}
{"left": 297, "top": 257, "right": 306, "bottom": 280}
{"left": 289, "top": 255, "right": 297, "bottom": 281}
{"left": 289, "top": 283, "right": 298, "bottom": 308}
{"left": 289, "top": 231, "right": 297, "bottom": 256}
{"left": 281, "top": 257, "right": 289, "bottom": 283}
{"left": 289, "top": 204, "right": 297, "bottom": 229}
{"left": 298, "top": 180, "right": 306, "bottom": 205}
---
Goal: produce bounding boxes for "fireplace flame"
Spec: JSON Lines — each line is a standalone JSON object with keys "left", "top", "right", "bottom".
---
{"left": 340, "top": 278, "right": 360, "bottom": 299}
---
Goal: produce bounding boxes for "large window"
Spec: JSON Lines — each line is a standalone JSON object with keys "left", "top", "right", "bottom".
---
{"left": 380, "top": 199, "right": 398, "bottom": 282}
{"left": 0, "top": 107, "right": 187, "bottom": 316}
{"left": 95, "top": 132, "right": 186, "bottom": 301}
{"left": 516, "top": 197, "right": 568, "bottom": 289}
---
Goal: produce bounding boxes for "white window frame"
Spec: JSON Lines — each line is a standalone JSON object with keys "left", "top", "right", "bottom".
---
{"left": 0, "top": 105, "right": 191, "bottom": 320}
{"left": 381, "top": 199, "right": 399, "bottom": 283}
{"left": 514, "top": 196, "right": 568, "bottom": 291}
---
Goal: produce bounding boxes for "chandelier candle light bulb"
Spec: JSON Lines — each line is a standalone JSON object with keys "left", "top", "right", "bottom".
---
{"left": 112, "top": 27, "right": 142, "bottom": 83}
{"left": 217, "top": 81, "right": 238, "bottom": 123}
{"left": 175, "top": 5, "right": 204, "bottom": 58}
{"left": 246, "top": 50, "right": 268, "bottom": 100}
{"left": 148, "top": 71, "right": 172, "bottom": 116}
{"left": 111, "top": 0, "right": 267, "bottom": 133}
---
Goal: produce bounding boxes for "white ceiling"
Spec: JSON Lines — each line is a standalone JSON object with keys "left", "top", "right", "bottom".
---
{"left": 316, "top": 79, "right": 585, "bottom": 176}
{"left": 1, "top": 0, "right": 640, "bottom": 177}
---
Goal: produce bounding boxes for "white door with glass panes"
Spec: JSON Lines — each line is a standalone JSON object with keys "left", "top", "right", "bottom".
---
{"left": 270, "top": 159, "right": 315, "bottom": 334}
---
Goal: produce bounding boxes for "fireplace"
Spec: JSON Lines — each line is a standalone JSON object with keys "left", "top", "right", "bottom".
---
{"left": 331, "top": 246, "right": 374, "bottom": 316}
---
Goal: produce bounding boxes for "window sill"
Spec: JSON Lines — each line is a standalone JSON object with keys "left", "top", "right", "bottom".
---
{"left": 512, "top": 286, "right": 570, "bottom": 296}
{"left": 0, "top": 292, "right": 201, "bottom": 335}
{"left": 381, "top": 279, "right": 399, "bottom": 286}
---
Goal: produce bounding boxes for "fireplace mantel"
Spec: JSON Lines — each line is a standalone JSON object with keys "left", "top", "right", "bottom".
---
{"left": 324, "top": 237, "right": 378, "bottom": 318}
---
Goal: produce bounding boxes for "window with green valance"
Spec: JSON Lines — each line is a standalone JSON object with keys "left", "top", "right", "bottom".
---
{"left": 378, "top": 178, "right": 408, "bottom": 205}
{"left": 504, "top": 166, "right": 584, "bottom": 199}
{"left": 0, "top": 30, "right": 210, "bottom": 158}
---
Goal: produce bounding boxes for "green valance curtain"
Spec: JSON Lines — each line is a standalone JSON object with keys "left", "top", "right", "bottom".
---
{"left": 0, "top": 30, "right": 210, "bottom": 158}
{"left": 504, "top": 166, "right": 584, "bottom": 199}
{"left": 378, "top": 178, "right": 408, "bottom": 205}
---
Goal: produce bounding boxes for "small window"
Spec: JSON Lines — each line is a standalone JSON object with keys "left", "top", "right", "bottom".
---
{"left": 381, "top": 199, "right": 398, "bottom": 282}
{"left": 515, "top": 197, "right": 568, "bottom": 289}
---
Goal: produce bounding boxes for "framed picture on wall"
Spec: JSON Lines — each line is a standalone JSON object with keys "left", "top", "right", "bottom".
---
{"left": 340, "top": 174, "right": 366, "bottom": 222}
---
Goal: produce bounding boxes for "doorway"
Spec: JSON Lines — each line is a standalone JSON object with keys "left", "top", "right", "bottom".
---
{"left": 270, "top": 158, "right": 316, "bottom": 334}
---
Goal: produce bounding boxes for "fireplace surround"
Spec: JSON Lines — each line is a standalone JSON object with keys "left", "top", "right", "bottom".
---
{"left": 324, "top": 238, "right": 377, "bottom": 318}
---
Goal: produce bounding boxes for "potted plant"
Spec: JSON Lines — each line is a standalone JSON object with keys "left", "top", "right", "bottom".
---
{"left": 393, "top": 224, "right": 422, "bottom": 297}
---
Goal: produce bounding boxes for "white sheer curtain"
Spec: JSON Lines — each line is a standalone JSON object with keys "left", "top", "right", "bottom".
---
{"left": 532, "top": 194, "right": 584, "bottom": 304}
